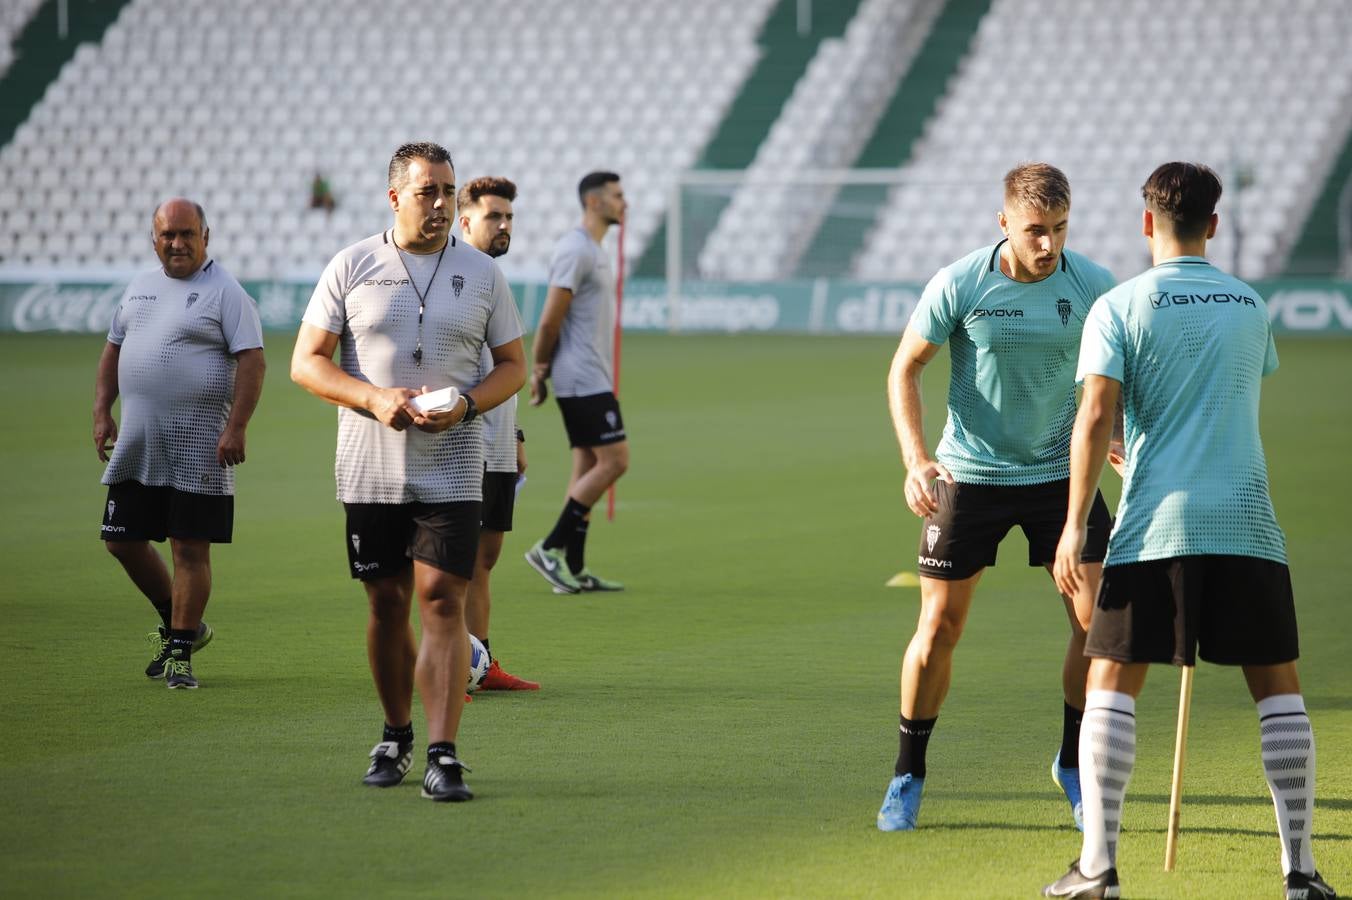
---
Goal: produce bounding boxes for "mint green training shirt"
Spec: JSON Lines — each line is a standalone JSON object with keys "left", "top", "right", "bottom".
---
{"left": 910, "top": 241, "right": 1116, "bottom": 485}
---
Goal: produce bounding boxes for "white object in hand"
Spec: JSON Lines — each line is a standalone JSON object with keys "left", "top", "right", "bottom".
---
{"left": 411, "top": 386, "right": 462, "bottom": 414}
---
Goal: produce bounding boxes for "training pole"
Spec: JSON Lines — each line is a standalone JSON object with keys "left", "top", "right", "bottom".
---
{"left": 606, "top": 219, "right": 625, "bottom": 521}
{"left": 1164, "top": 665, "right": 1196, "bottom": 871}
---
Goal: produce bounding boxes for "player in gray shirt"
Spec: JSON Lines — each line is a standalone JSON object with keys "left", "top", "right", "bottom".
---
{"left": 292, "top": 143, "right": 526, "bottom": 802}
{"left": 94, "top": 198, "right": 265, "bottom": 690}
{"left": 524, "top": 172, "right": 629, "bottom": 594}
{"left": 456, "top": 175, "right": 539, "bottom": 691}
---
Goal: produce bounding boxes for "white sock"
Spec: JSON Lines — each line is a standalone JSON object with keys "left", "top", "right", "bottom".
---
{"left": 1257, "top": 693, "right": 1317, "bottom": 876}
{"left": 1080, "top": 690, "right": 1136, "bottom": 878}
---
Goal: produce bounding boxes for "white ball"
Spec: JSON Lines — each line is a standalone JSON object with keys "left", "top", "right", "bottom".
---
{"left": 467, "top": 633, "right": 490, "bottom": 692}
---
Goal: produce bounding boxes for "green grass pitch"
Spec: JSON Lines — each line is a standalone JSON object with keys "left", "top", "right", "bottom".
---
{"left": 1, "top": 332, "right": 1348, "bottom": 898}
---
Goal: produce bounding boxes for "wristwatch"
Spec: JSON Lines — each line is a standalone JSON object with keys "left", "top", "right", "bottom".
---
{"left": 460, "top": 393, "right": 478, "bottom": 424}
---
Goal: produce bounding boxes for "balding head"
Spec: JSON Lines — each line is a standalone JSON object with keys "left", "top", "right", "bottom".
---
{"left": 152, "top": 198, "right": 210, "bottom": 279}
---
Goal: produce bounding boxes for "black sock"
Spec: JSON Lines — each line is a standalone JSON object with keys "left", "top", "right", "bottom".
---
{"left": 1060, "top": 702, "right": 1083, "bottom": 769}
{"left": 544, "top": 498, "right": 591, "bottom": 550}
{"left": 384, "top": 722, "right": 413, "bottom": 748}
{"left": 154, "top": 604, "right": 172, "bottom": 630}
{"left": 896, "top": 714, "right": 938, "bottom": 778}
{"left": 427, "top": 741, "right": 456, "bottom": 762}
{"left": 479, "top": 637, "right": 492, "bottom": 661}
{"left": 566, "top": 517, "right": 590, "bottom": 575}
{"left": 169, "top": 628, "right": 196, "bottom": 662}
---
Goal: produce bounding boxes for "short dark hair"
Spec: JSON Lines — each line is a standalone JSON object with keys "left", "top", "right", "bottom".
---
{"left": 1141, "top": 162, "right": 1223, "bottom": 240}
{"left": 578, "top": 171, "right": 620, "bottom": 207}
{"left": 457, "top": 176, "right": 517, "bottom": 212}
{"left": 388, "top": 142, "right": 454, "bottom": 190}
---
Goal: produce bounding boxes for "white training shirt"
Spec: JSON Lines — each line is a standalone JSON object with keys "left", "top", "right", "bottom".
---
{"left": 303, "top": 231, "right": 524, "bottom": 504}
{"left": 547, "top": 227, "right": 615, "bottom": 397}
{"left": 478, "top": 342, "right": 519, "bottom": 473}
{"left": 102, "top": 259, "right": 264, "bottom": 496}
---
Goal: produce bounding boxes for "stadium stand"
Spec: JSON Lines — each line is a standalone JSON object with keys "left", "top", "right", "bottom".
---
{"left": 0, "top": 0, "right": 774, "bottom": 279}
{"left": 793, "top": 0, "right": 990, "bottom": 277}
{"left": 636, "top": 0, "right": 865, "bottom": 278}
{"left": 854, "top": 0, "right": 1352, "bottom": 282}
{"left": 697, "top": 0, "right": 942, "bottom": 281}
{"left": 0, "top": 0, "right": 44, "bottom": 78}
{"left": 3, "top": 0, "right": 1351, "bottom": 284}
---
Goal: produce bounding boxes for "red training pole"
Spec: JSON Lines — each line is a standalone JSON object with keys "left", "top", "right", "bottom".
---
{"left": 607, "top": 220, "right": 625, "bottom": 521}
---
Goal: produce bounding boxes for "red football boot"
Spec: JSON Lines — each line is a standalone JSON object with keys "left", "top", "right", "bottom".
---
{"left": 479, "top": 659, "right": 540, "bottom": 691}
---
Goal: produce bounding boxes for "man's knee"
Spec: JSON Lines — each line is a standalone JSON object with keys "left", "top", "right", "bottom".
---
{"left": 416, "top": 568, "right": 469, "bottom": 619}
{"left": 476, "top": 532, "right": 504, "bottom": 571}
{"left": 169, "top": 538, "right": 210, "bottom": 568}
{"left": 915, "top": 610, "right": 965, "bottom": 652}
{"left": 366, "top": 577, "right": 413, "bottom": 622}
{"left": 598, "top": 443, "right": 629, "bottom": 480}
{"left": 105, "top": 540, "right": 146, "bottom": 562}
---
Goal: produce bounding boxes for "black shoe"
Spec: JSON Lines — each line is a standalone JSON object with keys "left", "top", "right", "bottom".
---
{"left": 421, "top": 753, "right": 473, "bottom": 802}
{"left": 145, "top": 626, "right": 171, "bottom": 678}
{"left": 1288, "top": 870, "right": 1338, "bottom": 900}
{"left": 164, "top": 655, "right": 198, "bottom": 690}
{"left": 145, "top": 622, "right": 213, "bottom": 678}
{"left": 362, "top": 741, "right": 413, "bottom": 787}
{"left": 1043, "top": 860, "right": 1120, "bottom": 898}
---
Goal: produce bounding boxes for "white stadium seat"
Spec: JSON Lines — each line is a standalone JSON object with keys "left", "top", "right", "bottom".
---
{"left": 0, "top": 0, "right": 776, "bottom": 279}
{"left": 854, "top": 0, "right": 1352, "bottom": 281}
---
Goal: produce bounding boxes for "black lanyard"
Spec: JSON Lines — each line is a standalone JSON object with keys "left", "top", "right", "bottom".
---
{"left": 393, "top": 239, "right": 448, "bottom": 366}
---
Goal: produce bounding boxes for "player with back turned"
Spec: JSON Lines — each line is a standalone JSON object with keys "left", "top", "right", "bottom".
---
{"left": 1042, "top": 162, "right": 1337, "bottom": 900}
{"left": 877, "top": 163, "right": 1117, "bottom": 833}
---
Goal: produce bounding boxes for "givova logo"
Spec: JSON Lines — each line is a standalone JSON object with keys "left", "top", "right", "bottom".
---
{"left": 1150, "top": 291, "right": 1256, "bottom": 309}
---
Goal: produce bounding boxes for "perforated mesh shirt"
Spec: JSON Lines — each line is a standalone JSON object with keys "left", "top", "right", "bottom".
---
{"left": 1078, "top": 256, "right": 1285, "bottom": 564}
{"left": 303, "top": 232, "right": 524, "bottom": 503}
{"left": 478, "top": 342, "right": 519, "bottom": 473}
{"left": 102, "top": 260, "right": 264, "bottom": 495}
{"left": 909, "top": 242, "right": 1116, "bottom": 485}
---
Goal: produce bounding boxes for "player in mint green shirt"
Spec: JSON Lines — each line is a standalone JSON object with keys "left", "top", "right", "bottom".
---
{"left": 877, "top": 164, "right": 1117, "bottom": 834}
{"left": 1045, "top": 162, "right": 1335, "bottom": 900}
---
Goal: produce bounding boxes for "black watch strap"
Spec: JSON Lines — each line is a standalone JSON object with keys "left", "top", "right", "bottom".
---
{"left": 461, "top": 393, "right": 478, "bottom": 423}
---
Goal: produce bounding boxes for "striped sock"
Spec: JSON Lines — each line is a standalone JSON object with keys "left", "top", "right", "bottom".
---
{"left": 1257, "top": 694, "right": 1317, "bottom": 877}
{"left": 1079, "top": 690, "right": 1136, "bottom": 878}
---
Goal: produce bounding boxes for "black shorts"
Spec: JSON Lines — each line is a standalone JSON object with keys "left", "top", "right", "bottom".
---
{"left": 343, "top": 501, "right": 481, "bottom": 582}
{"left": 1087, "top": 555, "right": 1299, "bottom": 666}
{"left": 100, "top": 480, "right": 234, "bottom": 543}
{"left": 916, "top": 479, "right": 1111, "bottom": 580}
{"left": 557, "top": 392, "right": 626, "bottom": 448}
{"left": 481, "top": 470, "right": 517, "bottom": 533}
